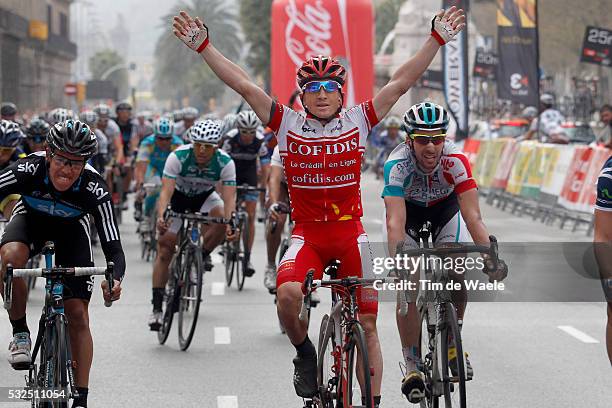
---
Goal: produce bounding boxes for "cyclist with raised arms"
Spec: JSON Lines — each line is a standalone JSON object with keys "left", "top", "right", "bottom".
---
{"left": 382, "top": 102, "right": 508, "bottom": 402}
{"left": 172, "top": 6, "right": 465, "bottom": 404}
{"left": 0, "top": 120, "right": 124, "bottom": 408}
{"left": 149, "top": 120, "right": 237, "bottom": 330}
{"left": 222, "top": 110, "right": 269, "bottom": 277}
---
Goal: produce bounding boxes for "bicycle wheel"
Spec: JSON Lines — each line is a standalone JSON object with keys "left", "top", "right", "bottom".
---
{"left": 224, "top": 240, "right": 234, "bottom": 287}
{"left": 317, "top": 314, "right": 339, "bottom": 408}
{"left": 178, "top": 247, "right": 203, "bottom": 351}
{"left": 440, "top": 304, "right": 466, "bottom": 408}
{"left": 157, "top": 253, "right": 183, "bottom": 345}
{"left": 40, "top": 318, "right": 68, "bottom": 408}
{"left": 236, "top": 214, "right": 249, "bottom": 291}
{"left": 419, "top": 307, "right": 440, "bottom": 408}
{"left": 346, "top": 321, "right": 373, "bottom": 408}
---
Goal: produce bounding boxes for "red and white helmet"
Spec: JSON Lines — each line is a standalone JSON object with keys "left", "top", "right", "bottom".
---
{"left": 296, "top": 55, "right": 347, "bottom": 89}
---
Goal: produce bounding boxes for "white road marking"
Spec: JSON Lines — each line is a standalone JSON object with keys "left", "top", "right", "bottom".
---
{"left": 557, "top": 325, "right": 599, "bottom": 343}
{"left": 214, "top": 327, "right": 231, "bottom": 344}
{"left": 212, "top": 282, "right": 225, "bottom": 296}
{"left": 217, "top": 396, "right": 238, "bottom": 408}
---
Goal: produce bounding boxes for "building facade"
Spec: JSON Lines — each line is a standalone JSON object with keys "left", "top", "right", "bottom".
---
{"left": 0, "top": 0, "right": 76, "bottom": 113}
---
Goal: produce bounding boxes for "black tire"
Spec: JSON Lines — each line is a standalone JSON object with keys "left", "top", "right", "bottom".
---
{"left": 440, "top": 304, "right": 466, "bottom": 408}
{"left": 419, "top": 307, "right": 440, "bottom": 408}
{"left": 236, "top": 213, "right": 248, "bottom": 291}
{"left": 40, "top": 318, "right": 68, "bottom": 408}
{"left": 317, "top": 314, "right": 339, "bottom": 408}
{"left": 224, "top": 240, "right": 234, "bottom": 287}
{"left": 178, "top": 248, "right": 203, "bottom": 351}
{"left": 346, "top": 321, "right": 373, "bottom": 408}
{"left": 157, "top": 254, "right": 182, "bottom": 345}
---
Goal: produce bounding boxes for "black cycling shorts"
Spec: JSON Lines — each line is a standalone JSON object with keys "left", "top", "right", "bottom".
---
{"left": 405, "top": 193, "right": 460, "bottom": 243}
{"left": 1, "top": 213, "right": 95, "bottom": 301}
{"left": 169, "top": 189, "right": 215, "bottom": 213}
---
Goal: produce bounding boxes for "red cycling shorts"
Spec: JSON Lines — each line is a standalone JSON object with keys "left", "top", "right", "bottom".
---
{"left": 277, "top": 220, "right": 378, "bottom": 315}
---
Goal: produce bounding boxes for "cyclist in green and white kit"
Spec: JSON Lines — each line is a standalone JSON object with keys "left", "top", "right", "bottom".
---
{"left": 148, "top": 120, "right": 237, "bottom": 330}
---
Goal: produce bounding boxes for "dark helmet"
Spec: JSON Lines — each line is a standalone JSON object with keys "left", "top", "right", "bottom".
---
{"left": 297, "top": 55, "right": 347, "bottom": 88}
{"left": 26, "top": 118, "right": 50, "bottom": 139}
{"left": 46, "top": 119, "right": 97, "bottom": 159}
{"left": 115, "top": 102, "right": 132, "bottom": 113}
{"left": 1, "top": 102, "right": 17, "bottom": 117}
{"left": 0, "top": 119, "right": 24, "bottom": 147}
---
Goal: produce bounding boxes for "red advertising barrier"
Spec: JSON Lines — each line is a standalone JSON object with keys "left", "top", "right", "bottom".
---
{"left": 559, "top": 146, "right": 592, "bottom": 210}
{"left": 271, "top": 0, "right": 374, "bottom": 108}
{"left": 462, "top": 138, "right": 481, "bottom": 170}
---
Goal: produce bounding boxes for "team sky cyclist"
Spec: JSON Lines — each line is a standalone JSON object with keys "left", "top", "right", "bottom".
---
{"left": 0, "top": 119, "right": 124, "bottom": 408}
{"left": 382, "top": 102, "right": 508, "bottom": 402}
{"left": 23, "top": 118, "right": 50, "bottom": 155}
{"left": 594, "top": 154, "right": 612, "bottom": 364}
{"left": 148, "top": 120, "right": 237, "bottom": 330}
{"left": 133, "top": 117, "right": 183, "bottom": 223}
{"left": 222, "top": 110, "right": 269, "bottom": 277}
{"left": 172, "top": 6, "right": 466, "bottom": 404}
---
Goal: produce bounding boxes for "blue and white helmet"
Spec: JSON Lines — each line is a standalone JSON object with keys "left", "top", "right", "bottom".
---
{"left": 189, "top": 120, "right": 222, "bottom": 144}
{"left": 0, "top": 120, "right": 24, "bottom": 148}
{"left": 154, "top": 118, "right": 174, "bottom": 138}
{"left": 403, "top": 102, "right": 449, "bottom": 133}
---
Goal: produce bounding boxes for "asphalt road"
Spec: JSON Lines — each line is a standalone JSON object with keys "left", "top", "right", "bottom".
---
{"left": 1, "top": 172, "right": 609, "bottom": 407}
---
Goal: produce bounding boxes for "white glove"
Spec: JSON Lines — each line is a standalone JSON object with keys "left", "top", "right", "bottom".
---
{"left": 173, "top": 12, "right": 210, "bottom": 53}
{"left": 430, "top": 7, "right": 465, "bottom": 46}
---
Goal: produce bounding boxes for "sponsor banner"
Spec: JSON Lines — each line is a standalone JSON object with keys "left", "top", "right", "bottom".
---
{"left": 416, "top": 69, "right": 444, "bottom": 91}
{"left": 520, "top": 143, "right": 556, "bottom": 198}
{"left": 491, "top": 138, "right": 519, "bottom": 189}
{"left": 470, "top": 139, "right": 490, "bottom": 184}
{"left": 505, "top": 141, "right": 536, "bottom": 195}
{"left": 473, "top": 49, "right": 498, "bottom": 80}
{"left": 462, "top": 138, "right": 481, "bottom": 170}
{"left": 558, "top": 146, "right": 593, "bottom": 211}
{"left": 540, "top": 144, "right": 574, "bottom": 196}
{"left": 496, "top": 0, "right": 539, "bottom": 106}
{"left": 580, "top": 26, "right": 611, "bottom": 67}
{"left": 443, "top": 0, "right": 469, "bottom": 142}
{"left": 478, "top": 138, "right": 508, "bottom": 189}
{"left": 577, "top": 147, "right": 611, "bottom": 212}
{"left": 270, "top": 0, "right": 374, "bottom": 108}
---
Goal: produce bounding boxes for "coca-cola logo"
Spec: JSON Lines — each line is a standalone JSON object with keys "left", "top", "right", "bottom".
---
{"left": 285, "top": 0, "right": 333, "bottom": 67}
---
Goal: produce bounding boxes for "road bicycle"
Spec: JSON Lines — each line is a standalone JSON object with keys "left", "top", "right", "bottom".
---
{"left": 157, "top": 210, "right": 232, "bottom": 351}
{"left": 3, "top": 241, "right": 114, "bottom": 408}
{"left": 223, "top": 185, "right": 264, "bottom": 291}
{"left": 301, "top": 261, "right": 391, "bottom": 408}
{"left": 396, "top": 223, "right": 503, "bottom": 408}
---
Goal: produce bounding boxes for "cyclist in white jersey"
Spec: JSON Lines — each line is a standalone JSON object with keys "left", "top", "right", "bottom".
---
{"left": 172, "top": 7, "right": 466, "bottom": 404}
{"left": 383, "top": 102, "right": 508, "bottom": 402}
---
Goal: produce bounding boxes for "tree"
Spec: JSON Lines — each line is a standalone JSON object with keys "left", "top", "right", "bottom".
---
{"left": 239, "top": 0, "right": 273, "bottom": 92}
{"left": 89, "top": 49, "right": 130, "bottom": 100}
{"left": 153, "top": 0, "right": 242, "bottom": 110}
{"left": 375, "top": 0, "right": 404, "bottom": 54}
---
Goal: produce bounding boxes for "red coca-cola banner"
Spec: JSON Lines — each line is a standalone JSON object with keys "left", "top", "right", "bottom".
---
{"left": 271, "top": 0, "right": 374, "bottom": 109}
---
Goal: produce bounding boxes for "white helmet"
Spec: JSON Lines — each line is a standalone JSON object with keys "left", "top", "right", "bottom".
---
{"left": 182, "top": 106, "right": 199, "bottom": 120}
{"left": 236, "top": 110, "right": 260, "bottom": 130}
{"left": 540, "top": 93, "right": 555, "bottom": 106}
{"left": 49, "top": 108, "right": 74, "bottom": 125}
{"left": 189, "top": 120, "right": 222, "bottom": 144}
{"left": 385, "top": 116, "right": 402, "bottom": 129}
{"left": 79, "top": 110, "right": 99, "bottom": 127}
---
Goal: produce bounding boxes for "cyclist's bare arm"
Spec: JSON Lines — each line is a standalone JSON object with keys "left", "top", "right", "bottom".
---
{"left": 114, "top": 137, "right": 125, "bottom": 164}
{"left": 372, "top": 7, "right": 465, "bottom": 120}
{"left": 220, "top": 184, "right": 237, "bottom": 219}
{"left": 157, "top": 177, "right": 176, "bottom": 220}
{"left": 172, "top": 11, "right": 273, "bottom": 124}
{"left": 267, "top": 166, "right": 283, "bottom": 205}
{"left": 457, "top": 189, "right": 491, "bottom": 246}
{"left": 384, "top": 196, "right": 406, "bottom": 257}
{"left": 134, "top": 161, "right": 147, "bottom": 190}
